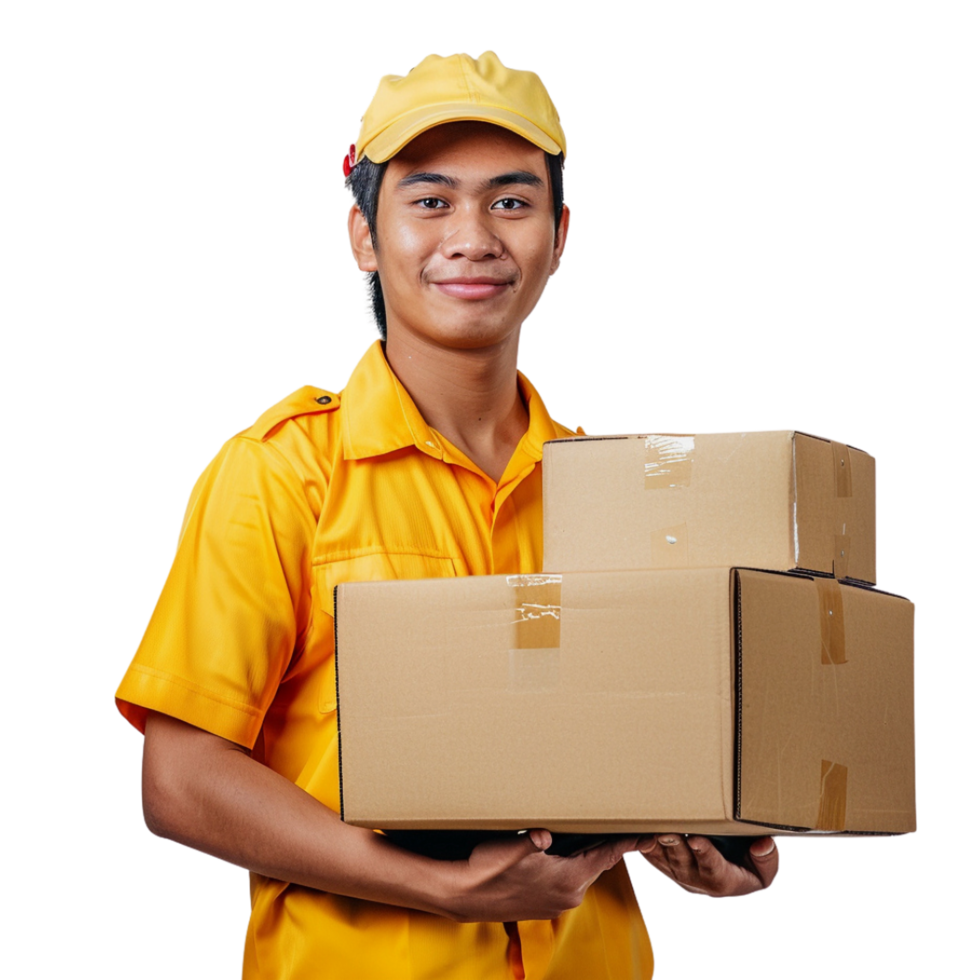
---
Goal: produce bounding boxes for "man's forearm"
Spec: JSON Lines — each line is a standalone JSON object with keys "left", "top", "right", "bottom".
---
{"left": 142, "top": 712, "right": 457, "bottom": 917}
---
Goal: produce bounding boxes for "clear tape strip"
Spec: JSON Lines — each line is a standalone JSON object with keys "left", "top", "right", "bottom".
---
{"left": 816, "top": 577, "right": 847, "bottom": 665}
{"left": 816, "top": 760, "right": 848, "bottom": 831}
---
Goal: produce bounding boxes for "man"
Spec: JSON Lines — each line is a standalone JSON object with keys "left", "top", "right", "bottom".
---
{"left": 116, "top": 52, "right": 777, "bottom": 979}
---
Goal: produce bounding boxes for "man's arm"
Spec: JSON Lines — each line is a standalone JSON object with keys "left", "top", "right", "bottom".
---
{"left": 142, "top": 711, "right": 638, "bottom": 923}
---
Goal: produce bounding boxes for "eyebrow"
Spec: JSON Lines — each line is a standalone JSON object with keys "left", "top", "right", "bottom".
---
{"left": 395, "top": 170, "right": 544, "bottom": 191}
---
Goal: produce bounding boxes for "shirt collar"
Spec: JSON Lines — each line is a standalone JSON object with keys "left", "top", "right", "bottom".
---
{"left": 514, "top": 369, "right": 564, "bottom": 463}
{"left": 341, "top": 340, "right": 566, "bottom": 463}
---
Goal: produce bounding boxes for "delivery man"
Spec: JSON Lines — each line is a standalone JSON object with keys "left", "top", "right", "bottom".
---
{"left": 116, "top": 51, "right": 778, "bottom": 980}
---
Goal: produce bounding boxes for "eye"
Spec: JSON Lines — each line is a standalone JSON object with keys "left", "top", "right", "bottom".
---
{"left": 416, "top": 197, "right": 448, "bottom": 210}
{"left": 491, "top": 197, "right": 528, "bottom": 211}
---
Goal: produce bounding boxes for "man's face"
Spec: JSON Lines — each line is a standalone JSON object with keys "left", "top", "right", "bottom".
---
{"left": 350, "top": 122, "right": 569, "bottom": 351}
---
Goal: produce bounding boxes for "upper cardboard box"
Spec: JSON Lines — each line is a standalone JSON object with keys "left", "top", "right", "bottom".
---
{"left": 542, "top": 431, "right": 876, "bottom": 584}
{"left": 334, "top": 568, "right": 914, "bottom": 836}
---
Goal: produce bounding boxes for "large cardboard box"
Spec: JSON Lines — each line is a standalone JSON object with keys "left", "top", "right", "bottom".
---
{"left": 334, "top": 568, "right": 914, "bottom": 835}
{"left": 543, "top": 431, "right": 876, "bottom": 584}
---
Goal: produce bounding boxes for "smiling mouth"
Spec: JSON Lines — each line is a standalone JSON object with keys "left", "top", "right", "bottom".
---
{"left": 430, "top": 277, "right": 514, "bottom": 300}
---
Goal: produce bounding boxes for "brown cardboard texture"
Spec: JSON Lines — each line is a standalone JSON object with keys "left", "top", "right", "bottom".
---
{"left": 334, "top": 569, "right": 913, "bottom": 835}
{"left": 542, "top": 431, "right": 876, "bottom": 583}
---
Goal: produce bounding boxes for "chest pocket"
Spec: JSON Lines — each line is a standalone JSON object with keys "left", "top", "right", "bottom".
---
{"left": 316, "top": 551, "right": 462, "bottom": 712}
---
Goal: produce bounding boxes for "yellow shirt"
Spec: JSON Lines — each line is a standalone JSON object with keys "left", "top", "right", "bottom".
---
{"left": 116, "top": 341, "right": 653, "bottom": 980}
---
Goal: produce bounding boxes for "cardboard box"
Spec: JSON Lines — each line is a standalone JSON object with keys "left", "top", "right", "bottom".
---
{"left": 542, "top": 431, "right": 876, "bottom": 584}
{"left": 334, "top": 568, "right": 914, "bottom": 835}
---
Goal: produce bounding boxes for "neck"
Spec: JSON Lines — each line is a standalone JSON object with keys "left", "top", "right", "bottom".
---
{"left": 383, "top": 327, "right": 527, "bottom": 484}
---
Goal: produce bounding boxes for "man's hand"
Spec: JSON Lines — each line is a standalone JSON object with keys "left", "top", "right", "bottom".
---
{"left": 447, "top": 831, "right": 639, "bottom": 922}
{"left": 638, "top": 834, "right": 778, "bottom": 897}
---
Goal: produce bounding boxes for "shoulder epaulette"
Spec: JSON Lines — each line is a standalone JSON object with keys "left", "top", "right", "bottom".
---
{"left": 243, "top": 385, "right": 340, "bottom": 441}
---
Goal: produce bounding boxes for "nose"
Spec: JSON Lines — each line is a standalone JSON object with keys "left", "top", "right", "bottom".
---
{"left": 439, "top": 206, "right": 505, "bottom": 261}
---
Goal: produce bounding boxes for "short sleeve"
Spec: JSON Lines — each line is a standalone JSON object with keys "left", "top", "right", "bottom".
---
{"left": 115, "top": 435, "right": 316, "bottom": 747}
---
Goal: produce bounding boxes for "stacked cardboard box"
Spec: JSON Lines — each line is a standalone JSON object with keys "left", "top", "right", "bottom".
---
{"left": 335, "top": 431, "right": 915, "bottom": 836}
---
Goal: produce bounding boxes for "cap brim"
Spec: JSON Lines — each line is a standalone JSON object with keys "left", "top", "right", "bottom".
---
{"left": 360, "top": 103, "right": 563, "bottom": 163}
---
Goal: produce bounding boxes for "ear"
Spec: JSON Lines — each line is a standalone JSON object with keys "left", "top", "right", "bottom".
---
{"left": 349, "top": 205, "right": 378, "bottom": 272}
{"left": 550, "top": 204, "right": 570, "bottom": 275}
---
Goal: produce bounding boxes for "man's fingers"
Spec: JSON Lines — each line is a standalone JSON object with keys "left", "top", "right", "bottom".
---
{"left": 576, "top": 838, "right": 635, "bottom": 890}
{"left": 611, "top": 836, "right": 641, "bottom": 862}
{"left": 747, "top": 837, "right": 779, "bottom": 887}
{"left": 638, "top": 835, "right": 727, "bottom": 895}
{"left": 469, "top": 830, "right": 551, "bottom": 870}
{"left": 657, "top": 834, "right": 696, "bottom": 875}
{"left": 637, "top": 835, "right": 679, "bottom": 869}
{"left": 686, "top": 836, "right": 726, "bottom": 876}
{"left": 637, "top": 833, "right": 779, "bottom": 897}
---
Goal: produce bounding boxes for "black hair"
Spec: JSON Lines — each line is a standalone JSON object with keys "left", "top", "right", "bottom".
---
{"left": 346, "top": 158, "right": 390, "bottom": 338}
{"left": 345, "top": 150, "right": 565, "bottom": 340}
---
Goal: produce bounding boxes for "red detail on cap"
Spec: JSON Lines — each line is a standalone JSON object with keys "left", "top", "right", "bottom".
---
{"left": 340, "top": 143, "right": 357, "bottom": 177}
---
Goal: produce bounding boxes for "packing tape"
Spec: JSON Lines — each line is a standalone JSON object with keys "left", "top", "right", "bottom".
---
{"left": 816, "top": 760, "right": 848, "bottom": 831}
{"left": 830, "top": 440, "right": 853, "bottom": 499}
{"left": 644, "top": 435, "right": 694, "bottom": 490}
{"left": 816, "top": 577, "right": 847, "bottom": 665}
{"left": 508, "top": 574, "right": 562, "bottom": 650}
{"left": 651, "top": 523, "right": 689, "bottom": 567}
{"left": 507, "top": 575, "right": 561, "bottom": 692}
{"left": 828, "top": 441, "right": 853, "bottom": 577}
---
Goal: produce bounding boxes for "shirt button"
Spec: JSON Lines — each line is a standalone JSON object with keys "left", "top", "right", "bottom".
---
{"left": 315, "top": 395, "right": 332, "bottom": 405}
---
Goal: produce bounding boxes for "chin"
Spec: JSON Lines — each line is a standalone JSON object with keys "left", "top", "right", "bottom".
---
{"left": 410, "top": 311, "right": 521, "bottom": 350}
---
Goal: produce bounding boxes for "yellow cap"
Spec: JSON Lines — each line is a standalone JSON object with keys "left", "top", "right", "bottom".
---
{"left": 355, "top": 52, "right": 566, "bottom": 164}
